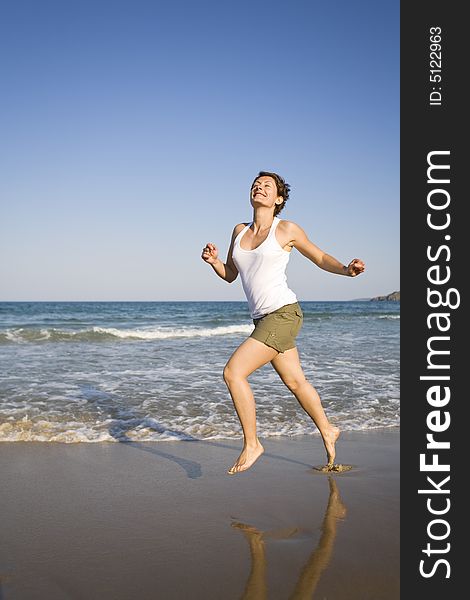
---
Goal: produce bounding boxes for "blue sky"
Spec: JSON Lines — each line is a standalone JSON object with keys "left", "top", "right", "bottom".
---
{"left": 0, "top": 0, "right": 399, "bottom": 301}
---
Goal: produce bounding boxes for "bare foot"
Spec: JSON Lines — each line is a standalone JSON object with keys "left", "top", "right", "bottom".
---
{"left": 227, "top": 441, "right": 264, "bottom": 475}
{"left": 322, "top": 426, "right": 340, "bottom": 467}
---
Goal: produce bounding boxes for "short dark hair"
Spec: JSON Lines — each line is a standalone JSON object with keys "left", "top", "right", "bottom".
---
{"left": 251, "top": 171, "right": 290, "bottom": 216}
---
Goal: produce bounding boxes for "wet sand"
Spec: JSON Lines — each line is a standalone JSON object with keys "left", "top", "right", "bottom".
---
{"left": 0, "top": 429, "right": 399, "bottom": 599}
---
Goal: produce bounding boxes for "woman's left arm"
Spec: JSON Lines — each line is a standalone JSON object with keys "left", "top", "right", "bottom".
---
{"left": 286, "top": 221, "right": 365, "bottom": 277}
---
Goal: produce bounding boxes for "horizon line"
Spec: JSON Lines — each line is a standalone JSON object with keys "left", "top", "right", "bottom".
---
{"left": 0, "top": 297, "right": 397, "bottom": 303}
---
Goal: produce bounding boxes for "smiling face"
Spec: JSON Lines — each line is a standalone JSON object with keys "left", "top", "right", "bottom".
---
{"left": 250, "top": 176, "right": 283, "bottom": 212}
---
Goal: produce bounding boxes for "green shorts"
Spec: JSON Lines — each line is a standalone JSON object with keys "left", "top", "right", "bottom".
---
{"left": 250, "top": 302, "right": 303, "bottom": 353}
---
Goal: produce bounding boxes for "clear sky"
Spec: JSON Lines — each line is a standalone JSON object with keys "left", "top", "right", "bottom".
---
{"left": 0, "top": 0, "right": 399, "bottom": 302}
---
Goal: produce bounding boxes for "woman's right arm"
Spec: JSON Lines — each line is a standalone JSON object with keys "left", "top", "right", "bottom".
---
{"left": 201, "top": 224, "right": 244, "bottom": 283}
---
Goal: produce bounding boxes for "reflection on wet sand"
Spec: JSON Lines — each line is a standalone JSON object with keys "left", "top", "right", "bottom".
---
{"left": 232, "top": 476, "right": 347, "bottom": 599}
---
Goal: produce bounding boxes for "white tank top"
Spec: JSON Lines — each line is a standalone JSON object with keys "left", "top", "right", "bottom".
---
{"left": 232, "top": 217, "right": 298, "bottom": 319}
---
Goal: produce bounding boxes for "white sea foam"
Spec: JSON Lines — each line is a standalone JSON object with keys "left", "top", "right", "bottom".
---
{"left": 0, "top": 415, "right": 399, "bottom": 443}
{"left": 92, "top": 324, "right": 254, "bottom": 339}
{"left": 0, "top": 323, "right": 254, "bottom": 343}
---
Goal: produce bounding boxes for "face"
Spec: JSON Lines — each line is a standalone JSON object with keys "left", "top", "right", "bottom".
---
{"left": 250, "top": 176, "right": 283, "bottom": 210}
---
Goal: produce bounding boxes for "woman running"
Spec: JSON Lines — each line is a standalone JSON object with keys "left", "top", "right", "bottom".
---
{"left": 201, "top": 171, "right": 365, "bottom": 474}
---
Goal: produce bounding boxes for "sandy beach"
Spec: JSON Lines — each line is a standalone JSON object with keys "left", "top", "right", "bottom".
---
{"left": 0, "top": 429, "right": 399, "bottom": 599}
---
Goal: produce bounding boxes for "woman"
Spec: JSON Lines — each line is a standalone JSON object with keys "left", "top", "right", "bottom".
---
{"left": 201, "top": 171, "right": 365, "bottom": 474}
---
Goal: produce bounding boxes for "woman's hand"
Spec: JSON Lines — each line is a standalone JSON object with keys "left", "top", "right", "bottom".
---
{"left": 346, "top": 259, "right": 365, "bottom": 277}
{"left": 201, "top": 243, "right": 219, "bottom": 264}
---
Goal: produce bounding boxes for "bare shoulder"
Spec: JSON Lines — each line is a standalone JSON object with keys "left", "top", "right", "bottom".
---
{"left": 278, "top": 219, "right": 296, "bottom": 230}
{"left": 277, "top": 219, "right": 305, "bottom": 238}
{"left": 232, "top": 222, "right": 249, "bottom": 237}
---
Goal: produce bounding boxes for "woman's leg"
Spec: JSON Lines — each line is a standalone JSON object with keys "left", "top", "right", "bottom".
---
{"left": 271, "top": 347, "right": 340, "bottom": 466}
{"left": 223, "top": 337, "right": 279, "bottom": 474}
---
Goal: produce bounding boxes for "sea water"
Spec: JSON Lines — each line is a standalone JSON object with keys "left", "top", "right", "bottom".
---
{"left": 0, "top": 301, "right": 399, "bottom": 442}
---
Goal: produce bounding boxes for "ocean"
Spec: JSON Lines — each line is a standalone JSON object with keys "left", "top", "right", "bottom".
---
{"left": 0, "top": 301, "right": 399, "bottom": 443}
